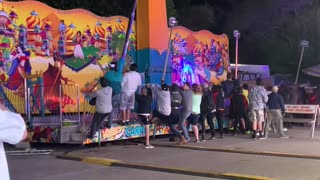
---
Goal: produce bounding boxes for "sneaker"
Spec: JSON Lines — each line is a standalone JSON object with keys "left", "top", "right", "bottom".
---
{"left": 252, "top": 133, "right": 257, "bottom": 139}
{"left": 186, "top": 138, "right": 191, "bottom": 142}
{"left": 106, "top": 123, "right": 111, "bottom": 129}
{"left": 92, "top": 133, "right": 99, "bottom": 140}
{"left": 201, "top": 135, "right": 206, "bottom": 141}
{"left": 232, "top": 133, "right": 236, "bottom": 137}
{"left": 259, "top": 134, "right": 266, "bottom": 139}
{"left": 195, "top": 140, "right": 200, "bottom": 143}
{"left": 245, "top": 131, "right": 251, "bottom": 135}
{"left": 209, "top": 135, "right": 216, "bottom": 140}
{"left": 177, "top": 137, "right": 188, "bottom": 145}
{"left": 280, "top": 136, "right": 289, "bottom": 139}
{"left": 145, "top": 145, "right": 155, "bottom": 149}
{"left": 283, "top": 128, "right": 288, "bottom": 132}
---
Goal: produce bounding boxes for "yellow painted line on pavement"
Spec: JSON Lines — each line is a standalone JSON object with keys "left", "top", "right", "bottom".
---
{"left": 223, "top": 173, "right": 274, "bottom": 180}
{"left": 153, "top": 143, "right": 320, "bottom": 160}
{"left": 56, "top": 153, "right": 274, "bottom": 180}
{"left": 82, "top": 157, "right": 121, "bottom": 166}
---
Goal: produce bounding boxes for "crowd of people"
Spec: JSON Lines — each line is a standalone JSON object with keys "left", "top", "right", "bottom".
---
{"left": 86, "top": 62, "right": 289, "bottom": 149}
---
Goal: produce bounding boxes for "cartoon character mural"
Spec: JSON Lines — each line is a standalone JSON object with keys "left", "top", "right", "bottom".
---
{"left": 6, "top": 45, "right": 31, "bottom": 90}
{"left": 41, "top": 48, "right": 74, "bottom": 111}
{"left": 170, "top": 27, "right": 229, "bottom": 85}
{"left": 73, "top": 31, "right": 84, "bottom": 59}
{"left": 83, "top": 124, "right": 171, "bottom": 144}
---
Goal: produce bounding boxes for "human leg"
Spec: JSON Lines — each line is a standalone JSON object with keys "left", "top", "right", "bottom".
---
{"left": 243, "top": 111, "right": 252, "bottom": 132}
{"left": 216, "top": 110, "right": 224, "bottom": 137}
{"left": 206, "top": 112, "right": 215, "bottom": 138}
{"left": 257, "top": 109, "right": 265, "bottom": 139}
{"left": 233, "top": 113, "right": 241, "bottom": 135}
{"left": 250, "top": 110, "right": 258, "bottom": 139}
{"left": 199, "top": 113, "right": 206, "bottom": 140}
{"left": 89, "top": 112, "right": 107, "bottom": 138}
{"left": 178, "top": 111, "right": 191, "bottom": 140}
{"left": 126, "top": 93, "right": 135, "bottom": 123}
{"left": 273, "top": 110, "right": 286, "bottom": 137}
{"left": 120, "top": 92, "right": 128, "bottom": 123}
{"left": 188, "top": 114, "right": 200, "bottom": 141}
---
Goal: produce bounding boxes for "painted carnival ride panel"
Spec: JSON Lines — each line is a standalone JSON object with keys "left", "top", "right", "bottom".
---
{"left": 0, "top": 0, "right": 135, "bottom": 114}
{"left": 0, "top": 0, "right": 230, "bottom": 144}
{"left": 167, "top": 26, "right": 229, "bottom": 86}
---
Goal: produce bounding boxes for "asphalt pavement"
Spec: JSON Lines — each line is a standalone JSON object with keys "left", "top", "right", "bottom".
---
{"left": 6, "top": 126, "right": 320, "bottom": 180}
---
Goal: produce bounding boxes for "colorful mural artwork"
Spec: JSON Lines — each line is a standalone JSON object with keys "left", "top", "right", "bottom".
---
{"left": 83, "top": 119, "right": 228, "bottom": 144}
{"left": 83, "top": 124, "right": 171, "bottom": 144}
{"left": 30, "top": 126, "right": 60, "bottom": 143}
{"left": 0, "top": 1, "right": 229, "bottom": 110}
{"left": 0, "top": 0, "right": 135, "bottom": 96}
{"left": 0, "top": 0, "right": 230, "bottom": 144}
{"left": 169, "top": 27, "right": 229, "bottom": 86}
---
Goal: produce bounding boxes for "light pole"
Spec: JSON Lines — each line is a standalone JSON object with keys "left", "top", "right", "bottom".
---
{"left": 162, "top": 17, "right": 177, "bottom": 82}
{"left": 294, "top": 40, "right": 309, "bottom": 84}
{"left": 233, "top": 30, "right": 240, "bottom": 79}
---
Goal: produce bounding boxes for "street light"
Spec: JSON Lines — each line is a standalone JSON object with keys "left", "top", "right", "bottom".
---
{"left": 294, "top": 40, "right": 309, "bottom": 84}
{"left": 233, "top": 30, "right": 240, "bottom": 79}
{"left": 162, "top": 17, "right": 178, "bottom": 82}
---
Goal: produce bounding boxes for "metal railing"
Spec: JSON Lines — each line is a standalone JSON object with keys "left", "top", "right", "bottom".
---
{"left": 26, "top": 84, "right": 80, "bottom": 127}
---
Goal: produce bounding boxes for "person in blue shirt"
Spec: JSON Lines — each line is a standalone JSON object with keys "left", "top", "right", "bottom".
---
{"left": 103, "top": 58, "right": 125, "bottom": 124}
{"left": 104, "top": 58, "right": 125, "bottom": 97}
{"left": 266, "top": 86, "right": 288, "bottom": 138}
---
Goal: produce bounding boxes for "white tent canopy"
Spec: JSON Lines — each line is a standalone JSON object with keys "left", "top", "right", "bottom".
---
{"left": 302, "top": 64, "right": 320, "bottom": 78}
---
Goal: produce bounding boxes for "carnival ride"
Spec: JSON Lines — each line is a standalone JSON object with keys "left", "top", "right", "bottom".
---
{"left": 0, "top": 0, "right": 231, "bottom": 144}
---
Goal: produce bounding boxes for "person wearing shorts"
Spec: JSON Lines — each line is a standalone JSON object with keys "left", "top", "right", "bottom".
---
{"left": 136, "top": 86, "right": 154, "bottom": 148}
{"left": 187, "top": 84, "right": 202, "bottom": 142}
{"left": 120, "top": 64, "right": 141, "bottom": 124}
{"left": 249, "top": 78, "right": 268, "bottom": 139}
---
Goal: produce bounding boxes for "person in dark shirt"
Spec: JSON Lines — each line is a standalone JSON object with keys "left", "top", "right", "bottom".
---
{"left": 222, "top": 73, "right": 234, "bottom": 98}
{"left": 266, "top": 86, "right": 288, "bottom": 138}
{"left": 169, "top": 84, "right": 187, "bottom": 145}
{"left": 213, "top": 85, "right": 225, "bottom": 138}
{"left": 136, "top": 87, "right": 154, "bottom": 148}
{"left": 230, "top": 87, "right": 248, "bottom": 136}
{"left": 222, "top": 73, "right": 234, "bottom": 131}
{"left": 200, "top": 83, "right": 216, "bottom": 141}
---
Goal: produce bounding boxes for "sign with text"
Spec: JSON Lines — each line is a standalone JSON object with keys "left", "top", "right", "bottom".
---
{"left": 285, "top": 104, "right": 319, "bottom": 114}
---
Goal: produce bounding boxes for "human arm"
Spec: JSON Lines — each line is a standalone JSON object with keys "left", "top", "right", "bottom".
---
{"left": 262, "top": 89, "right": 269, "bottom": 104}
{"left": 117, "top": 57, "right": 125, "bottom": 75}
{"left": 0, "top": 110, "right": 27, "bottom": 144}
{"left": 86, "top": 90, "right": 99, "bottom": 98}
{"left": 279, "top": 95, "right": 286, "bottom": 113}
{"left": 121, "top": 73, "right": 128, "bottom": 88}
{"left": 147, "top": 87, "right": 153, "bottom": 97}
{"left": 266, "top": 94, "right": 270, "bottom": 108}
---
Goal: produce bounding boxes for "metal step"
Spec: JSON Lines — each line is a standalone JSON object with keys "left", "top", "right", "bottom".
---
{"left": 6, "top": 149, "right": 53, "bottom": 156}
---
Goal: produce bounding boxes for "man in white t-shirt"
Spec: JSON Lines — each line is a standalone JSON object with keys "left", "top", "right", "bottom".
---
{"left": 0, "top": 104, "right": 27, "bottom": 180}
{"left": 120, "top": 63, "right": 141, "bottom": 124}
